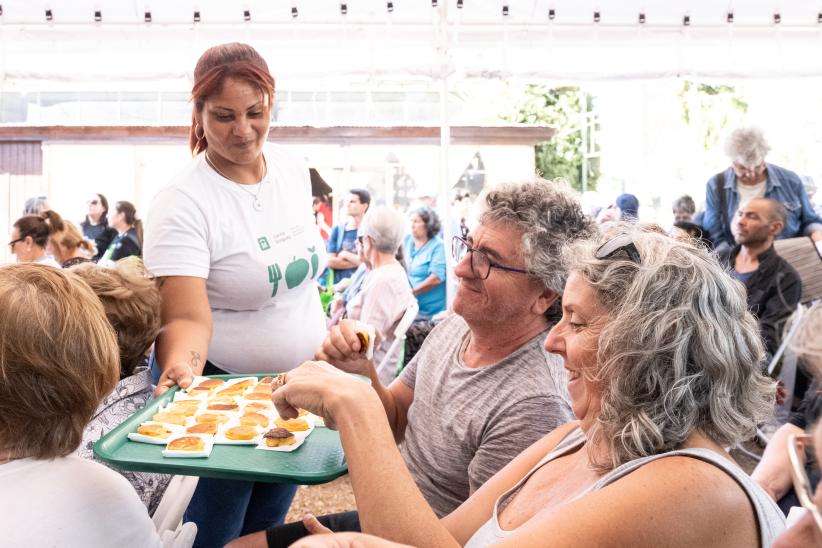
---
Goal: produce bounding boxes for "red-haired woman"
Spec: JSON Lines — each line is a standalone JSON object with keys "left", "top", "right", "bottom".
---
{"left": 143, "top": 43, "right": 327, "bottom": 547}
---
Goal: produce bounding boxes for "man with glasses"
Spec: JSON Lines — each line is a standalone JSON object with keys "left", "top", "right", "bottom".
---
{"left": 702, "top": 126, "right": 822, "bottom": 257}
{"left": 314, "top": 180, "right": 595, "bottom": 518}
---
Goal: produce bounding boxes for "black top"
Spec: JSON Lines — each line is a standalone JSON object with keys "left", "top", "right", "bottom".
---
{"left": 81, "top": 220, "right": 118, "bottom": 261}
{"left": 728, "top": 244, "right": 802, "bottom": 356}
{"left": 103, "top": 227, "right": 141, "bottom": 262}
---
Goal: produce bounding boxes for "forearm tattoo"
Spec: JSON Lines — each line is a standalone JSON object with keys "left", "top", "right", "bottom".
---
{"left": 190, "top": 350, "right": 202, "bottom": 371}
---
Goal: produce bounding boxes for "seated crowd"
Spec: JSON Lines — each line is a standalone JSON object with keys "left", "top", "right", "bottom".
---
{"left": 4, "top": 128, "right": 822, "bottom": 548}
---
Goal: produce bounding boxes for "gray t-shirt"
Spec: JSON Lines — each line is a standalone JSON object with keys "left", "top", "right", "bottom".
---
{"left": 398, "top": 314, "right": 572, "bottom": 517}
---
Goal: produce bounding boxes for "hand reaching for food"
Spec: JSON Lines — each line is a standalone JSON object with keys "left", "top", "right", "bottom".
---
{"left": 314, "top": 319, "right": 379, "bottom": 375}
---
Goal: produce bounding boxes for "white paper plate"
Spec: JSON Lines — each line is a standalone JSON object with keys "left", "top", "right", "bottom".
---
{"left": 127, "top": 422, "right": 184, "bottom": 444}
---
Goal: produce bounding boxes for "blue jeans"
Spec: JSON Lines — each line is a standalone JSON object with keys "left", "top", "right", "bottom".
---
{"left": 185, "top": 479, "right": 298, "bottom": 548}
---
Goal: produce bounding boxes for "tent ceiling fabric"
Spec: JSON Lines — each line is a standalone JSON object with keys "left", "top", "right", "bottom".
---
{"left": 2, "top": 1, "right": 822, "bottom": 86}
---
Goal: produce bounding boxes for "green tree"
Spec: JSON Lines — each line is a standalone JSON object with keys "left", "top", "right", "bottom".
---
{"left": 501, "top": 84, "right": 599, "bottom": 192}
{"left": 678, "top": 81, "right": 748, "bottom": 151}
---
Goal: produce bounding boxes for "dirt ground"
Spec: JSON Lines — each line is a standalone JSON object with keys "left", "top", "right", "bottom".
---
{"left": 285, "top": 476, "right": 356, "bottom": 523}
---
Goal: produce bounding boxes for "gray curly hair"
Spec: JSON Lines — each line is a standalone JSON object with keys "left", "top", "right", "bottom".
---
{"left": 479, "top": 179, "right": 596, "bottom": 322}
{"left": 564, "top": 226, "right": 775, "bottom": 472}
{"left": 725, "top": 126, "right": 771, "bottom": 169}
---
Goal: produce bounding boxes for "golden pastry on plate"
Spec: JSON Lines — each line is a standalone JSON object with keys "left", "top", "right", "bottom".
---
{"left": 137, "top": 423, "right": 174, "bottom": 438}
{"left": 152, "top": 412, "right": 187, "bottom": 426}
{"left": 263, "top": 427, "right": 296, "bottom": 447}
{"left": 225, "top": 425, "right": 258, "bottom": 441}
{"left": 186, "top": 423, "right": 218, "bottom": 435}
{"left": 195, "top": 413, "right": 230, "bottom": 425}
{"left": 239, "top": 412, "right": 269, "bottom": 428}
{"left": 275, "top": 417, "right": 310, "bottom": 432}
{"left": 167, "top": 436, "right": 205, "bottom": 451}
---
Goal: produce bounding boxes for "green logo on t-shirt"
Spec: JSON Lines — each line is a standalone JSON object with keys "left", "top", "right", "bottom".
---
{"left": 258, "top": 237, "right": 271, "bottom": 251}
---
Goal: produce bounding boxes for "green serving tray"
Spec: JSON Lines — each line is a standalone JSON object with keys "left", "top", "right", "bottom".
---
{"left": 93, "top": 374, "right": 347, "bottom": 485}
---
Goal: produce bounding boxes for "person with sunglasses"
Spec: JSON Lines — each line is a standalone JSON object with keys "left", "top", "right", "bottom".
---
{"left": 80, "top": 193, "right": 118, "bottom": 261}
{"left": 8, "top": 213, "right": 62, "bottom": 268}
{"left": 231, "top": 180, "right": 594, "bottom": 547}
{"left": 236, "top": 226, "right": 786, "bottom": 548}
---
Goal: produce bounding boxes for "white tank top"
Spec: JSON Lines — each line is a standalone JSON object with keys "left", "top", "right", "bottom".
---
{"left": 464, "top": 427, "right": 785, "bottom": 548}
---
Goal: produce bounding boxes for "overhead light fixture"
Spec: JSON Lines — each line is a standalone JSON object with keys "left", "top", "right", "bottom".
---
{"left": 45, "top": 8, "right": 53, "bottom": 21}
{"left": 432, "top": 0, "right": 438, "bottom": 7}
{"left": 340, "top": 3, "right": 347, "bottom": 15}
{"left": 683, "top": 14, "right": 690, "bottom": 26}
{"left": 593, "top": 11, "right": 600, "bottom": 23}
{"left": 457, "top": 0, "right": 463, "bottom": 9}
{"left": 94, "top": 10, "right": 102, "bottom": 22}
{"left": 144, "top": 11, "right": 152, "bottom": 23}
{"left": 291, "top": 6, "right": 298, "bottom": 18}
{"left": 193, "top": 10, "right": 200, "bottom": 23}
{"left": 638, "top": 12, "right": 645, "bottom": 24}
{"left": 773, "top": 13, "right": 781, "bottom": 24}
{"left": 387, "top": 1, "right": 394, "bottom": 12}
{"left": 243, "top": 9, "right": 251, "bottom": 21}
{"left": 726, "top": 11, "right": 733, "bottom": 24}
{"left": 502, "top": 4, "right": 509, "bottom": 17}
{"left": 548, "top": 8, "right": 555, "bottom": 20}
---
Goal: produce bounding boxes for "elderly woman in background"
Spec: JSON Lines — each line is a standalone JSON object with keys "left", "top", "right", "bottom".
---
{"left": 22, "top": 195, "right": 49, "bottom": 215}
{"left": 70, "top": 258, "right": 171, "bottom": 515}
{"left": 8, "top": 213, "right": 62, "bottom": 268}
{"left": 403, "top": 206, "right": 446, "bottom": 320}
{"left": 45, "top": 210, "right": 97, "bottom": 268}
{"left": 81, "top": 193, "right": 118, "bottom": 261}
{"left": 269, "top": 228, "right": 784, "bottom": 548}
{"left": 344, "top": 206, "right": 415, "bottom": 385}
{"left": 703, "top": 126, "right": 822, "bottom": 252}
{"left": 0, "top": 264, "right": 160, "bottom": 547}
{"left": 100, "top": 200, "right": 143, "bottom": 263}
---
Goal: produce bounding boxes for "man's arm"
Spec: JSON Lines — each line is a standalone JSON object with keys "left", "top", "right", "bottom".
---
{"left": 702, "top": 175, "right": 724, "bottom": 244}
{"left": 327, "top": 253, "right": 358, "bottom": 270}
{"left": 315, "top": 320, "right": 415, "bottom": 442}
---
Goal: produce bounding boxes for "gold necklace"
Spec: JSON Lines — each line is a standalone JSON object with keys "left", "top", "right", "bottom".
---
{"left": 205, "top": 152, "right": 268, "bottom": 211}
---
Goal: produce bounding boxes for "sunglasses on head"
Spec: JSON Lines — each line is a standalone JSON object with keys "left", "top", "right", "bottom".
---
{"left": 595, "top": 234, "right": 642, "bottom": 264}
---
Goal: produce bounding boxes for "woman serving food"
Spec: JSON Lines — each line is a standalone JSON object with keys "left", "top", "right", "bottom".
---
{"left": 254, "top": 228, "right": 784, "bottom": 547}
{"left": 143, "top": 42, "right": 326, "bottom": 547}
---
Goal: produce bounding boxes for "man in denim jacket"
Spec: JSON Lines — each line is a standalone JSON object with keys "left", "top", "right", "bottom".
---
{"left": 703, "top": 127, "right": 822, "bottom": 254}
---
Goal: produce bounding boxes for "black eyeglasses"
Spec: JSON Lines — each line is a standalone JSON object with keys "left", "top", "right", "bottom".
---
{"left": 451, "top": 236, "right": 529, "bottom": 280}
{"left": 8, "top": 238, "right": 24, "bottom": 249}
{"left": 595, "top": 234, "right": 642, "bottom": 264}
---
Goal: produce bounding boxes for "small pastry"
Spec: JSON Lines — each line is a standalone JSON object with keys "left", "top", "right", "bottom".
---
{"left": 275, "top": 417, "right": 310, "bottom": 432}
{"left": 259, "top": 376, "right": 275, "bottom": 384}
{"left": 225, "top": 425, "right": 258, "bottom": 441}
{"left": 217, "top": 387, "right": 246, "bottom": 397}
{"left": 195, "top": 413, "right": 230, "bottom": 425}
{"left": 186, "top": 423, "right": 218, "bottom": 435}
{"left": 167, "top": 404, "right": 198, "bottom": 417}
{"left": 245, "top": 402, "right": 273, "bottom": 413}
{"left": 167, "top": 436, "right": 205, "bottom": 451}
{"left": 207, "top": 402, "right": 239, "bottom": 412}
{"left": 232, "top": 379, "right": 256, "bottom": 390}
{"left": 239, "top": 412, "right": 269, "bottom": 428}
{"left": 244, "top": 392, "right": 272, "bottom": 401}
{"left": 263, "top": 427, "right": 297, "bottom": 447}
{"left": 197, "top": 378, "right": 226, "bottom": 389}
{"left": 137, "top": 424, "right": 173, "bottom": 438}
{"left": 152, "top": 412, "right": 187, "bottom": 426}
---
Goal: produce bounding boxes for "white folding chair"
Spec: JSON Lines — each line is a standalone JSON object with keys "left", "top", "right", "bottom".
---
{"left": 375, "top": 301, "right": 419, "bottom": 381}
{"left": 152, "top": 475, "right": 200, "bottom": 547}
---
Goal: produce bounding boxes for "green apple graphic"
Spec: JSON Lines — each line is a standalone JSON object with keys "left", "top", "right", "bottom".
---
{"left": 285, "top": 256, "right": 309, "bottom": 289}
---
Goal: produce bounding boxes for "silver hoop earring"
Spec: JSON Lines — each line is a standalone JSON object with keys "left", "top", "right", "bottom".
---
{"left": 194, "top": 123, "right": 205, "bottom": 141}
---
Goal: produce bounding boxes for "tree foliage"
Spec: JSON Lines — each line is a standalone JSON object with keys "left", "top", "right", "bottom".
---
{"left": 501, "top": 84, "right": 599, "bottom": 192}
{"left": 678, "top": 81, "right": 749, "bottom": 151}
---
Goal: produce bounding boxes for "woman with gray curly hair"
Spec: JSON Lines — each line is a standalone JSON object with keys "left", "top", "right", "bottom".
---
{"left": 703, "top": 126, "right": 822, "bottom": 251}
{"left": 257, "top": 227, "right": 785, "bottom": 548}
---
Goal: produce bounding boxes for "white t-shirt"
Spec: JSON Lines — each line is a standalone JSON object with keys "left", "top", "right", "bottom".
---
{"left": 0, "top": 456, "right": 161, "bottom": 548}
{"left": 735, "top": 180, "right": 767, "bottom": 219}
{"left": 144, "top": 143, "right": 327, "bottom": 373}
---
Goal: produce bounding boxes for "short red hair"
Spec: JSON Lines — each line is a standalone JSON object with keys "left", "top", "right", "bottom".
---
{"left": 189, "top": 43, "right": 275, "bottom": 155}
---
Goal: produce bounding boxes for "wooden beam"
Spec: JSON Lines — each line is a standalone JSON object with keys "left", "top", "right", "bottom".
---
{"left": 0, "top": 125, "right": 555, "bottom": 146}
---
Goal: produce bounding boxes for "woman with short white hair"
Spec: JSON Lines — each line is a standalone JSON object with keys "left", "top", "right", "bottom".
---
{"left": 345, "top": 206, "right": 416, "bottom": 385}
{"left": 702, "top": 126, "right": 822, "bottom": 251}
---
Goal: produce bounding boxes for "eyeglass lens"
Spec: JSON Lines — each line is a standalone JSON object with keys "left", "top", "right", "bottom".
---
{"left": 452, "top": 237, "right": 490, "bottom": 279}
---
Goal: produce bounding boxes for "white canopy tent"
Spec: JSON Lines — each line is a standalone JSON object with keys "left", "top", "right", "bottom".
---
{"left": 2, "top": 1, "right": 822, "bottom": 89}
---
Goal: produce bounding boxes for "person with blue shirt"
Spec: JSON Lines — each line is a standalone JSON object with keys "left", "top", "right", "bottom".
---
{"left": 326, "top": 189, "right": 370, "bottom": 284}
{"left": 703, "top": 126, "right": 822, "bottom": 257}
{"left": 403, "top": 206, "right": 446, "bottom": 319}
